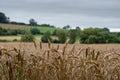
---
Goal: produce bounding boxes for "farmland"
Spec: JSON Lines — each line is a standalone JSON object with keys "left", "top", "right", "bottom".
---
{"left": 0, "top": 23, "right": 29, "bottom": 29}
{"left": 0, "top": 35, "right": 57, "bottom": 42}
{"left": 0, "top": 23, "right": 56, "bottom": 34}
{"left": 0, "top": 42, "right": 120, "bottom": 80}
{"left": 0, "top": 23, "right": 57, "bottom": 42}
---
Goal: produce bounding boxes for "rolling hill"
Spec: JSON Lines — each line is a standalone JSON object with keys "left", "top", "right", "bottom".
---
{"left": 0, "top": 23, "right": 57, "bottom": 34}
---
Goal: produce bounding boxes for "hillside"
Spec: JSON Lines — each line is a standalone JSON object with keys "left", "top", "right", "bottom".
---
{"left": 0, "top": 23, "right": 29, "bottom": 29}
{"left": 0, "top": 23, "right": 57, "bottom": 34}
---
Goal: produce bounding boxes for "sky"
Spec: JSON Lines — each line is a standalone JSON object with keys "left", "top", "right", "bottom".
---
{"left": 0, "top": 0, "right": 120, "bottom": 32}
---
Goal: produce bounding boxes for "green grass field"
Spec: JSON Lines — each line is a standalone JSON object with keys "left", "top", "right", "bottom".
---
{"left": 35, "top": 26, "right": 56, "bottom": 34}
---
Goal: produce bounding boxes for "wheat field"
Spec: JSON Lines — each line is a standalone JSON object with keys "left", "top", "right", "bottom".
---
{"left": 0, "top": 42, "right": 120, "bottom": 80}
{"left": 0, "top": 23, "right": 28, "bottom": 29}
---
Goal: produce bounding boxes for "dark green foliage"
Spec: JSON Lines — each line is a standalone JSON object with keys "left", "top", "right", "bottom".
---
{"left": 52, "top": 29, "right": 57, "bottom": 36}
{"left": 68, "top": 29, "right": 77, "bottom": 44}
{"left": 76, "top": 26, "right": 81, "bottom": 30}
{"left": 30, "top": 28, "right": 41, "bottom": 35}
{"left": 40, "top": 24, "right": 55, "bottom": 28}
{"left": 21, "top": 32, "right": 34, "bottom": 42}
{"left": 29, "top": 18, "right": 37, "bottom": 26}
{"left": 16, "top": 29, "right": 26, "bottom": 34}
{"left": 13, "top": 39, "right": 18, "bottom": 42}
{"left": 41, "top": 31, "right": 52, "bottom": 43}
{"left": 86, "top": 35, "right": 98, "bottom": 43}
{"left": 10, "top": 21, "right": 27, "bottom": 25}
{"left": 8, "top": 29, "right": 18, "bottom": 35}
{"left": 63, "top": 25, "right": 70, "bottom": 30}
{"left": 56, "top": 29, "right": 67, "bottom": 43}
{"left": 0, "top": 27, "right": 8, "bottom": 35}
{"left": 0, "top": 27, "right": 27, "bottom": 35}
{"left": 80, "top": 28, "right": 120, "bottom": 44}
{"left": 112, "top": 32, "right": 120, "bottom": 37}
{"left": 0, "top": 39, "right": 9, "bottom": 42}
{"left": 52, "top": 39, "right": 60, "bottom": 43}
{"left": 0, "top": 12, "right": 9, "bottom": 23}
{"left": 76, "top": 27, "right": 81, "bottom": 38}
{"left": 103, "top": 27, "right": 110, "bottom": 33}
{"left": 107, "top": 34, "right": 120, "bottom": 43}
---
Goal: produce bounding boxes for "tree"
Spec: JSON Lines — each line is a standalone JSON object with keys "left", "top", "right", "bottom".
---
{"left": 103, "top": 27, "right": 110, "bottom": 33}
{"left": 41, "top": 31, "right": 52, "bottom": 43}
{"left": 29, "top": 18, "right": 37, "bottom": 26}
{"left": 76, "top": 26, "right": 81, "bottom": 38}
{"left": 63, "top": 25, "right": 70, "bottom": 30}
{"left": 0, "top": 12, "right": 9, "bottom": 23}
{"left": 76, "top": 26, "right": 81, "bottom": 30}
{"left": 56, "top": 29, "right": 67, "bottom": 43}
{"left": 80, "top": 27, "right": 120, "bottom": 44}
{"left": 68, "top": 29, "right": 77, "bottom": 44}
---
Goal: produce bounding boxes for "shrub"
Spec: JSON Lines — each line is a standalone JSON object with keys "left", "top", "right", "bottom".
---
{"left": 13, "top": 39, "right": 18, "bottom": 42}
{"left": 21, "top": 32, "right": 34, "bottom": 42}
{"left": 30, "top": 28, "right": 41, "bottom": 35}
{"left": 52, "top": 39, "right": 60, "bottom": 43}
{"left": 8, "top": 29, "right": 18, "bottom": 35}
{"left": 56, "top": 29, "right": 67, "bottom": 43}
{"left": 0, "top": 39, "right": 9, "bottom": 42}
{"left": 80, "top": 27, "right": 120, "bottom": 44}
{"left": 41, "top": 31, "right": 52, "bottom": 43}
{"left": 52, "top": 29, "right": 57, "bottom": 36}
{"left": 68, "top": 29, "right": 77, "bottom": 44}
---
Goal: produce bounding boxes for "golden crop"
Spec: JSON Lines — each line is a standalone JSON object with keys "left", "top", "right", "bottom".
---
{"left": 0, "top": 42, "right": 120, "bottom": 80}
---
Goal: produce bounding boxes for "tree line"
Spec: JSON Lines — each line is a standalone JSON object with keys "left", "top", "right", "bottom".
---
{"left": 20, "top": 27, "right": 120, "bottom": 44}
{"left": 0, "top": 24, "right": 120, "bottom": 44}
{"left": 0, "top": 12, "right": 55, "bottom": 28}
{"left": 0, "top": 12, "right": 120, "bottom": 43}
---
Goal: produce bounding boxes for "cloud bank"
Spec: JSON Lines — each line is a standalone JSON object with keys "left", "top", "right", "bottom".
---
{"left": 0, "top": 0, "right": 120, "bottom": 31}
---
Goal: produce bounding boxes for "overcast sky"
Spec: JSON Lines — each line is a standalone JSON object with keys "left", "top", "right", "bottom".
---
{"left": 0, "top": 0, "right": 120, "bottom": 32}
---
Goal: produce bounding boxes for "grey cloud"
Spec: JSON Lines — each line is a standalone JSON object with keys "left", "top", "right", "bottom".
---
{"left": 1, "top": 0, "right": 120, "bottom": 18}
{"left": 0, "top": 0, "right": 120, "bottom": 29}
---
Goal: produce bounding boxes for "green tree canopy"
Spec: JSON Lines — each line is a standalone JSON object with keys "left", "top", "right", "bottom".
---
{"left": 29, "top": 18, "right": 37, "bottom": 26}
{"left": 41, "top": 31, "right": 52, "bottom": 43}
{"left": 68, "top": 29, "right": 77, "bottom": 44}
{"left": 56, "top": 29, "right": 67, "bottom": 43}
{"left": 80, "top": 27, "right": 120, "bottom": 44}
{"left": 0, "top": 12, "right": 9, "bottom": 23}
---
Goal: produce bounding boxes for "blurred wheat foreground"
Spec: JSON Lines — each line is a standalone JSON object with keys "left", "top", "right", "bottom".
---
{"left": 0, "top": 42, "right": 120, "bottom": 80}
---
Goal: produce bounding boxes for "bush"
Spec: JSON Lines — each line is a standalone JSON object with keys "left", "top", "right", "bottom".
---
{"left": 68, "top": 29, "right": 77, "bottom": 44}
{"left": 0, "top": 39, "right": 9, "bottom": 42}
{"left": 52, "top": 29, "right": 57, "bottom": 36}
{"left": 41, "top": 31, "right": 52, "bottom": 43}
{"left": 8, "top": 29, "right": 18, "bottom": 35}
{"left": 30, "top": 28, "right": 41, "bottom": 35}
{"left": 13, "top": 39, "right": 18, "bottom": 42}
{"left": 56, "top": 29, "right": 67, "bottom": 43}
{"left": 52, "top": 39, "right": 60, "bottom": 43}
{"left": 80, "top": 28, "right": 120, "bottom": 44}
{"left": 21, "top": 32, "right": 34, "bottom": 42}
{"left": 17, "top": 29, "right": 26, "bottom": 34}
{"left": 0, "top": 27, "right": 8, "bottom": 35}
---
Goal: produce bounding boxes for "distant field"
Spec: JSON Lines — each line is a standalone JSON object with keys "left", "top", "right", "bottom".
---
{"left": 0, "top": 23, "right": 57, "bottom": 34}
{"left": 35, "top": 27, "right": 56, "bottom": 34}
{"left": 25, "top": 26, "right": 56, "bottom": 34}
{"left": 0, "top": 35, "right": 41, "bottom": 41}
{"left": 0, "top": 23, "right": 29, "bottom": 29}
{"left": 0, "top": 36, "right": 21, "bottom": 41}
